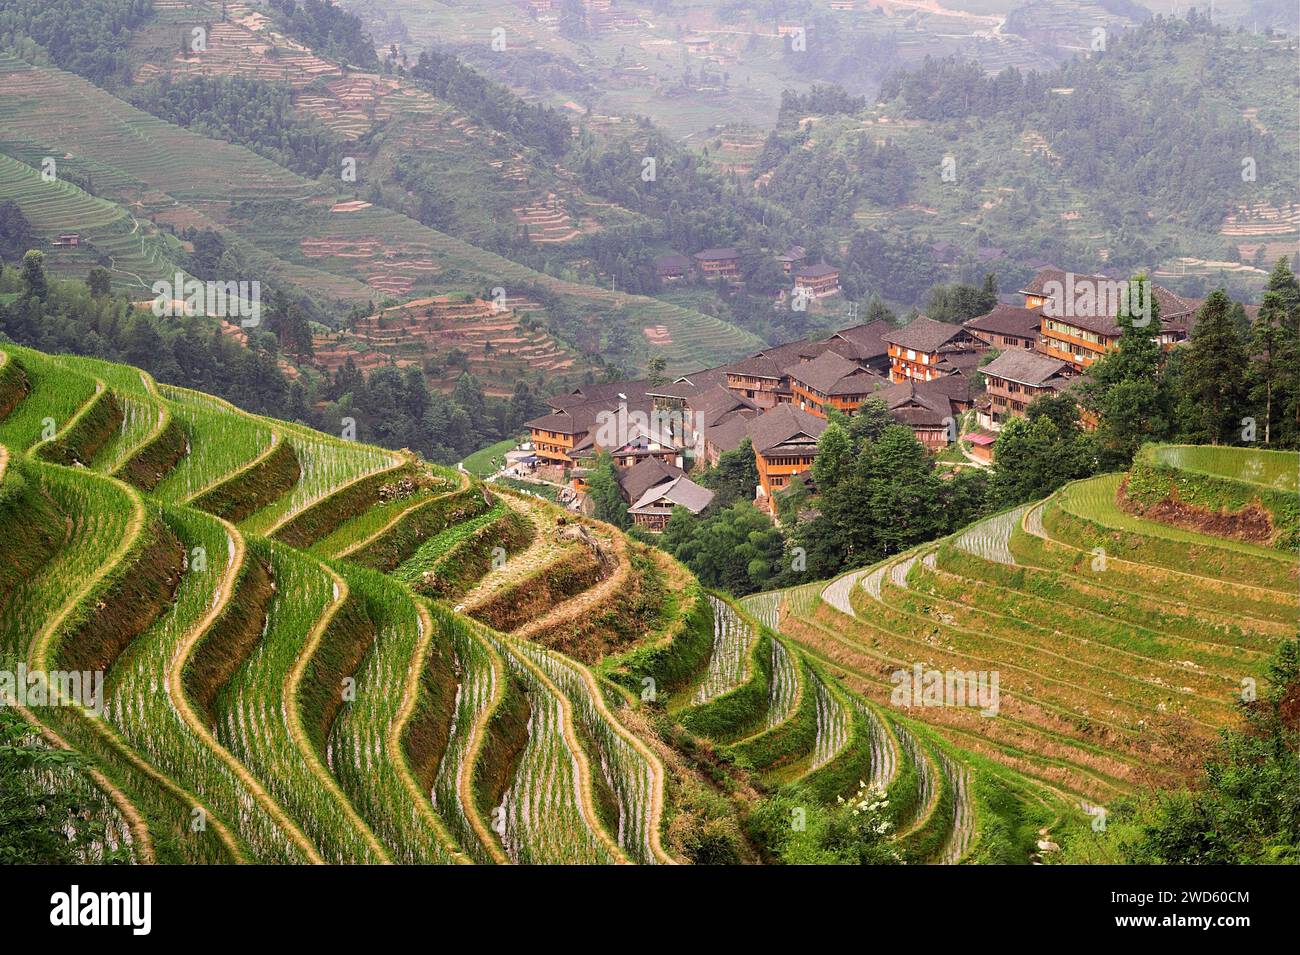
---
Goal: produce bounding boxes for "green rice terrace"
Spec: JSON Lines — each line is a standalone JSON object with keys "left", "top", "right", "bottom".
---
{"left": 1, "top": 340, "right": 1295, "bottom": 864}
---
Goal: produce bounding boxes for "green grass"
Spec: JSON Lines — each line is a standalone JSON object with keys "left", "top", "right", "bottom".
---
{"left": 1145, "top": 444, "right": 1299, "bottom": 493}
{"left": 0, "top": 345, "right": 98, "bottom": 453}
{"left": 461, "top": 437, "right": 518, "bottom": 478}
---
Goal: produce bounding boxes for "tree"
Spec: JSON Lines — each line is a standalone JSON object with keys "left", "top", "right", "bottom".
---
{"left": 1248, "top": 286, "right": 1286, "bottom": 445}
{"left": 0, "top": 199, "right": 35, "bottom": 265}
{"left": 661, "top": 501, "right": 786, "bottom": 595}
{"left": 20, "top": 250, "right": 47, "bottom": 301}
{"left": 812, "top": 420, "right": 852, "bottom": 490}
{"left": 1079, "top": 277, "right": 1173, "bottom": 467}
{"left": 794, "top": 424, "right": 950, "bottom": 577}
{"left": 1259, "top": 258, "right": 1300, "bottom": 448}
{"left": 989, "top": 402, "right": 1096, "bottom": 506}
{"left": 696, "top": 439, "right": 759, "bottom": 509}
{"left": 923, "top": 276, "right": 997, "bottom": 323}
{"left": 845, "top": 397, "right": 893, "bottom": 444}
{"left": 587, "top": 452, "right": 628, "bottom": 528}
{"left": 647, "top": 354, "right": 668, "bottom": 386}
{"left": 1174, "top": 289, "right": 1247, "bottom": 444}
{"left": 87, "top": 266, "right": 111, "bottom": 297}
{"left": 0, "top": 708, "right": 127, "bottom": 864}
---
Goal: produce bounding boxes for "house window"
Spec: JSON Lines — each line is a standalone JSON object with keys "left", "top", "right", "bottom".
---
{"left": 907, "top": 349, "right": 916, "bottom": 361}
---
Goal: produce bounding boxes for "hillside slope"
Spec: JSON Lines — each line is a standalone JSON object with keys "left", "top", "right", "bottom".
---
{"left": 0, "top": 48, "right": 762, "bottom": 376}
{"left": 4, "top": 342, "right": 1289, "bottom": 864}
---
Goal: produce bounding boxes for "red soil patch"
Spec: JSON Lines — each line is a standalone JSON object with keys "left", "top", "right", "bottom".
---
{"left": 1118, "top": 478, "right": 1277, "bottom": 545}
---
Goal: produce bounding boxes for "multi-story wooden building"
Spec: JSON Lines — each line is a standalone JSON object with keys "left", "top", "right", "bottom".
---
{"left": 963, "top": 303, "right": 1042, "bottom": 351}
{"left": 748, "top": 404, "right": 827, "bottom": 513}
{"left": 882, "top": 316, "right": 985, "bottom": 383}
{"left": 526, "top": 379, "right": 652, "bottom": 469}
{"left": 721, "top": 339, "right": 830, "bottom": 408}
{"left": 978, "top": 350, "right": 1074, "bottom": 427}
{"left": 525, "top": 403, "right": 602, "bottom": 468}
{"left": 774, "top": 245, "right": 807, "bottom": 274}
{"left": 1021, "top": 266, "right": 1200, "bottom": 371}
{"left": 788, "top": 351, "right": 887, "bottom": 418}
{"left": 652, "top": 252, "right": 692, "bottom": 282}
{"left": 693, "top": 247, "right": 741, "bottom": 279}
{"left": 824, "top": 320, "right": 893, "bottom": 375}
{"left": 870, "top": 379, "right": 966, "bottom": 451}
{"left": 792, "top": 263, "right": 841, "bottom": 299}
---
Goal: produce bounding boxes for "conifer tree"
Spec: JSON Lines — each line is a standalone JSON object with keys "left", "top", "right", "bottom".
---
{"left": 1175, "top": 289, "right": 1247, "bottom": 444}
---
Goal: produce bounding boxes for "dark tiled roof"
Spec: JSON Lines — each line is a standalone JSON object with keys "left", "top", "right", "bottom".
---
{"left": 550, "top": 378, "right": 649, "bottom": 410}
{"left": 629, "top": 475, "right": 714, "bottom": 515}
{"left": 794, "top": 262, "right": 839, "bottom": 279}
{"left": 724, "top": 353, "right": 785, "bottom": 380}
{"left": 980, "top": 350, "right": 1073, "bottom": 388}
{"left": 829, "top": 319, "right": 893, "bottom": 360}
{"left": 1018, "top": 265, "right": 1077, "bottom": 296}
{"left": 703, "top": 415, "right": 752, "bottom": 455}
{"left": 765, "top": 338, "right": 831, "bottom": 366}
{"left": 653, "top": 253, "right": 692, "bottom": 273}
{"left": 918, "top": 370, "right": 973, "bottom": 404}
{"left": 934, "top": 350, "right": 984, "bottom": 373}
{"left": 645, "top": 366, "right": 728, "bottom": 399}
{"left": 870, "top": 380, "right": 956, "bottom": 428}
{"left": 724, "top": 339, "right": 827, "bottom": 381}
{"left": 964, "top": 304, "right": 1043, "bottom": 339}
{"left": 694, "top": 247, "right": 740, "bottom": 261}
{"left": 618, "top": 457, "right": 684, "bottom": 503}
{"left": 881, "top": 315, "right": 970, "bottom": 353}
{"left": 689, "top": 384, "right": 758, "bottom": 427}
{"left": 747, "top": 404, "right": 828, "bottom": 454}
{"left": 525, "top": 401, "right": 605, "bottom": 435}
{"left": 1022, "top": 267, "right": 1200, "bottom": 335}
{"left": 788, "top": 351, "right": 882, "bottom": 396}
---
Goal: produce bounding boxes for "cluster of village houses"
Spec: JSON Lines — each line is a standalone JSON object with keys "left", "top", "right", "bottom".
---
{"left": 522, "top": 266, "right": 1202, "bottom": 531}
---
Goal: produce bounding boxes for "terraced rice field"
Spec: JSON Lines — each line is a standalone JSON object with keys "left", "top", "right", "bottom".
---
{"left": 689, "top": 597, "right": 759, "bottom": 705}
{"left": 237, "top": 427, "right": 399, "bottom": 537}
{"left": 152, "top": 385, "right": 275, "bottom": 503}
{"left": 9, "top": 343, "right": 1272, "bottom": 865}
{"left": 0, "top": 54, "right": 762, "bottom": 374}
{"left": 0, "top": 345, "right": 99, "bottom": 452}
{"left": 1057, "top": 472, "right": 1291, "bottom": 562}
{"left": 756, "top": 445, "right": 1299, "bottom": 852}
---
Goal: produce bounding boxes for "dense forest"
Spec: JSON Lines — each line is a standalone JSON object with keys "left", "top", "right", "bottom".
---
{"left": 407, "top": 48, "right": 572, "bottom": 158}
{"left": 880, "top": 14, "right": 1288, "bottom": 232}
{"left": 130, "top": 75, "right": 347, "bottom": 178}
{"left": 268, "top": 0, "right": 379, "bottom": 70}
{"left": 0, "top": 0, "right": 153, "bottom": 86}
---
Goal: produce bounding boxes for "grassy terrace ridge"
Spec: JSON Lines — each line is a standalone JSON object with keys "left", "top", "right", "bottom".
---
{"left": 0, "top": 54, "right": 764, "bottom": 374}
